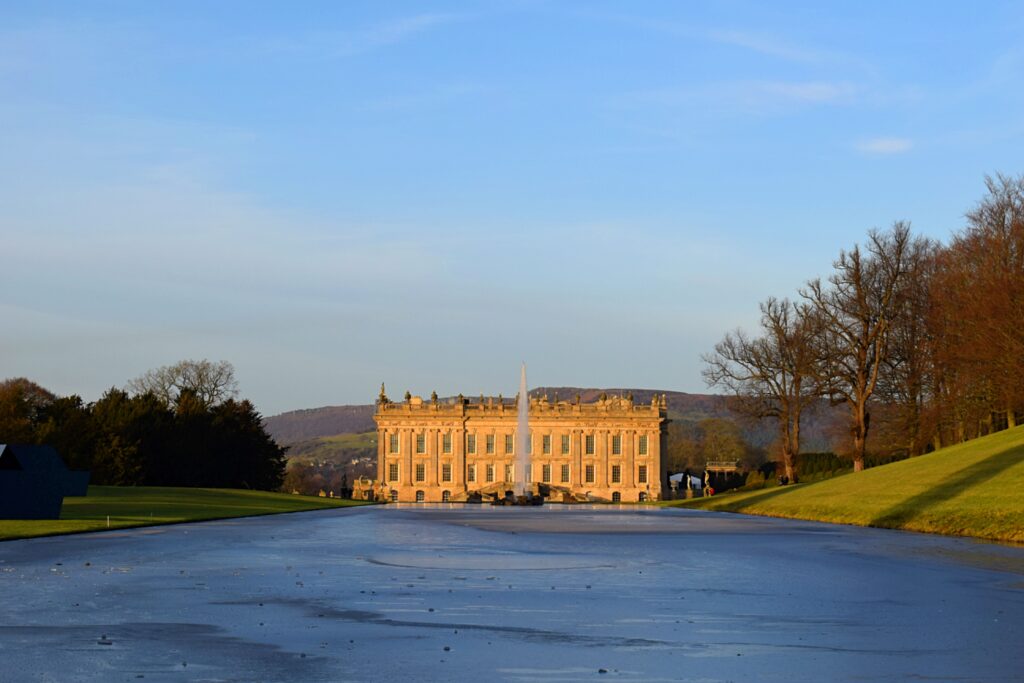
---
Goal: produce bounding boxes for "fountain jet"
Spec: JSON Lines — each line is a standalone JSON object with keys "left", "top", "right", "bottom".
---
{"left": 492, "top": 363, "right": 543, "bottom": 505}
{"left": 516, "top": 362, "right": 529, "bottom": 497}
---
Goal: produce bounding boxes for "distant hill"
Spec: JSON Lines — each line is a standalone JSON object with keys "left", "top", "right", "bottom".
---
{"left": 264, "top": 388, "right": 840, "bottom": 453}
{"left": 262, "top": 389, "right": 722, "bottom": 446}
{"left": 264, "top": 404, "right": 375, "bottom": 444}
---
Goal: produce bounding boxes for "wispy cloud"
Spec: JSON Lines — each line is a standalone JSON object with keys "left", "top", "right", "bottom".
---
{"left": 623, "top": 80, "right": 859, "bottom": 115}
{"left": 856, "top": 137, "right": 913, "bottom": 155}
{"left": 572, "top": 10, "right": 841, "bottom": 65}
{"left": 354, "top": 82, "right": 496, "bottom": 113}
{"left": 264, "top": 13, "right": 466, "bottom": 60}
{"left": 706, "top": 29, "right": 826, "bottom": 64}
{"left": 747, "top": 80, "right": 857, "bottom": 104}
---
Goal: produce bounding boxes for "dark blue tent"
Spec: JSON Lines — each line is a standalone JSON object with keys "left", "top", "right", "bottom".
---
{"left": 0, "top": 444, "right": 90, "bottom": 520}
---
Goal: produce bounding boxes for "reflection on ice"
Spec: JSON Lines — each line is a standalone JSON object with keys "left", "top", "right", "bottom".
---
{"left": 365, "top": 552, "right": 613, "bottom": 571}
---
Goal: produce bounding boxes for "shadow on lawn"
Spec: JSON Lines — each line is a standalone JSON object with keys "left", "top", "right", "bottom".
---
{"left": 870, "top": 444, "right": 1023, "bottom": 528}
{"left": 705, "top": 485, "right": 802, "bottom": 512}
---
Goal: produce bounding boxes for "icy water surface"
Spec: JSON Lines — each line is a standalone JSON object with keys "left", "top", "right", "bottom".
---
{"left": 0, "top": 505, "right": 1022, "bottom": 682}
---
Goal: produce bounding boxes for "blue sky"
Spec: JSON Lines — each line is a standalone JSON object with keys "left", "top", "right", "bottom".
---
{"left": 3, "top": 1, "right": 1023, "bottom": 415}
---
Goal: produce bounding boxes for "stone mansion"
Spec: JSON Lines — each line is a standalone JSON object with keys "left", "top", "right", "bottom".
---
{"left": 373, "top": 387, "right": 668, "bottom": 503}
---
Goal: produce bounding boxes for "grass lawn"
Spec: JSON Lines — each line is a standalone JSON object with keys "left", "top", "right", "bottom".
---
{"left": 317, "top": 432, "right": 377, "bottom": 449}
{"left": 285, "top": 430, "right": 377, "bottom": 465}
{"left": 661, "top": 425, "right": 1024, "bottom": 543}
{"left": 0, "top": 486, "right": 371, "bottom": 542}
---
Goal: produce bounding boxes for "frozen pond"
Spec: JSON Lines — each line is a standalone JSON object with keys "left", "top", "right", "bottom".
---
{"left": 1, "top": 505, "right": 1022, "bottom": 682}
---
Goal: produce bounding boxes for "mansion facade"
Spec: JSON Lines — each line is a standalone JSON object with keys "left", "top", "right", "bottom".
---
{"left": 373, "top": 387, "right": 668, "bottom": 503}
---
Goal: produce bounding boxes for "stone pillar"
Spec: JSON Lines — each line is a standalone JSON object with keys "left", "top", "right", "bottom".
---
{"left": 574, "top": 430, "right": 583, "bottom": 488}
{"left": 403, "top": 428, "right": 413, "bottom": 487}
{"left": 455, "top": 422, "right": 465, "bottom": 491}
{"left": 428, "top": 429, "right": 438, "bottom": 487}
{"left": 377, "top": 427, "right": 386, "bottom": 485}
{"left": 655, "top": 428, "right": 665, "bottom": 498}
{"left": 626, "top": 429, "right": 635, "bottom": 488}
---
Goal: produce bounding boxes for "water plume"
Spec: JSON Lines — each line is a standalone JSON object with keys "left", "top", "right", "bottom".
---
{"left": 516, "top": 363, "right": 529, "bottom": 496}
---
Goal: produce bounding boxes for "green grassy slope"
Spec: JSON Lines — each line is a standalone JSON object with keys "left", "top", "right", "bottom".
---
{"left": 665, "top": 425, "right": 1024, "bottom": 543}
{"left": 0, "top": 486, "right": 370, "bottom": 542}
{"left": 285, "top": 431, "right": 377, "bottom": 464}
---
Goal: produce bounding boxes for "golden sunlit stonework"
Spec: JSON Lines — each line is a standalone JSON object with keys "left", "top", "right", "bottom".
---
{"left": 372, "top": 387, "right": 668, "bottom": 503}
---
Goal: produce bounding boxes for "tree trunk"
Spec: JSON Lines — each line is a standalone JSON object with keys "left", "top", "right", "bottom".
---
{"left": 789, "top": 417, "right": 801, "bottom": 483}
{"left": 907, "top": 399, "right": 922, "bottom": 456}
{"left": 1009, "top": 409, "right": 1018, "bottom": 429}
{"left": 852, "top": 434, "right": 865, "bottom": 471}
{"left": 851, "top": 403, "right": 868, "bottom": 472}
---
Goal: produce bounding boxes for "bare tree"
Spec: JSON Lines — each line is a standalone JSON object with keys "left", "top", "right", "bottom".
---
{"left": 127, "top": 359, "right": 238, "bottom": 407}
{"left": 702, "top": 298, "right": 819, "bottom": 482}
{"left": 960, "top": 173, "right": 1024, "bottom": 427}
{"left": 877, "top": 236, "right": 940, "bottom": 455}
{"left": 802, "top": 222, "right": 916, "bottom": 471}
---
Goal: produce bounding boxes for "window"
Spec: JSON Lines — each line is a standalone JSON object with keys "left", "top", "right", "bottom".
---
{"left": 467, "top": 434, "right": 476, "bottom": 454}
{"left": 389, "top": 433, "right": 399, "bottom": 453}
{"left": 486, "top": 464, "right": 495, "bottom": 482}
{"left": 486, "top": 434, "right": 495, "bottom": 454}
{"left": 612, "top": 435, "right": 621, "bottom": 455}
{"left": 505, "top": 434, "right": 514, "bottom": 454}
{"left": 611, "top": 465, "right": 621, "bottom": 484}
{"left": 561, "top": 464, "right": 570, "bottom": 483}
{"left": 415, "top": 463, "right": 425, "bottom": 482}
{"left": 638, "top": 434, "right": 648, "bottom": 455}
{"left": 561, "top": 434, "right": 570, "bottom": 455}
{"left": 585, "top": 464, "right": 595, "bottom": 483}
{"left": 542, "top": 464, "right": 551, "bottom": 483}
{"left": 443, "top": 432, "right": 452, "bottom": 454}
{"left": 612, "top": 492, "right": 621, "bottom": 503}
{"left": 526, "top": 464, "right": 532, "bottom": 483}
{"left": 415, "top": 490, "right": 425, "bottom": 502}
{"left": 543, "top": 434, "right": 551, "bottom": 455}
{"left": 505, "top": 464, "right": 513, "bottom": 482}
{"left": 442, "top": 463, "right": 452, "bottom": 482}
{"left": 390, "top": 490, "right": 398, "bottom": 502}
{"left": 388, "top": 463, "right": 399, "bottom": 481}
{"left": 585, "top": 434, "right": 595, "bottom": 455}
{"left": 467, "top": 464, "right": 476, "bottom": 482}
{"left": 442, "top": 490, "right": 450, "bottom": 502}
{"left": 638, "top": 465, "right": 648, "bottom": 484}
{"left": 416, "top": 432, "right": 425, "bottom": 454}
